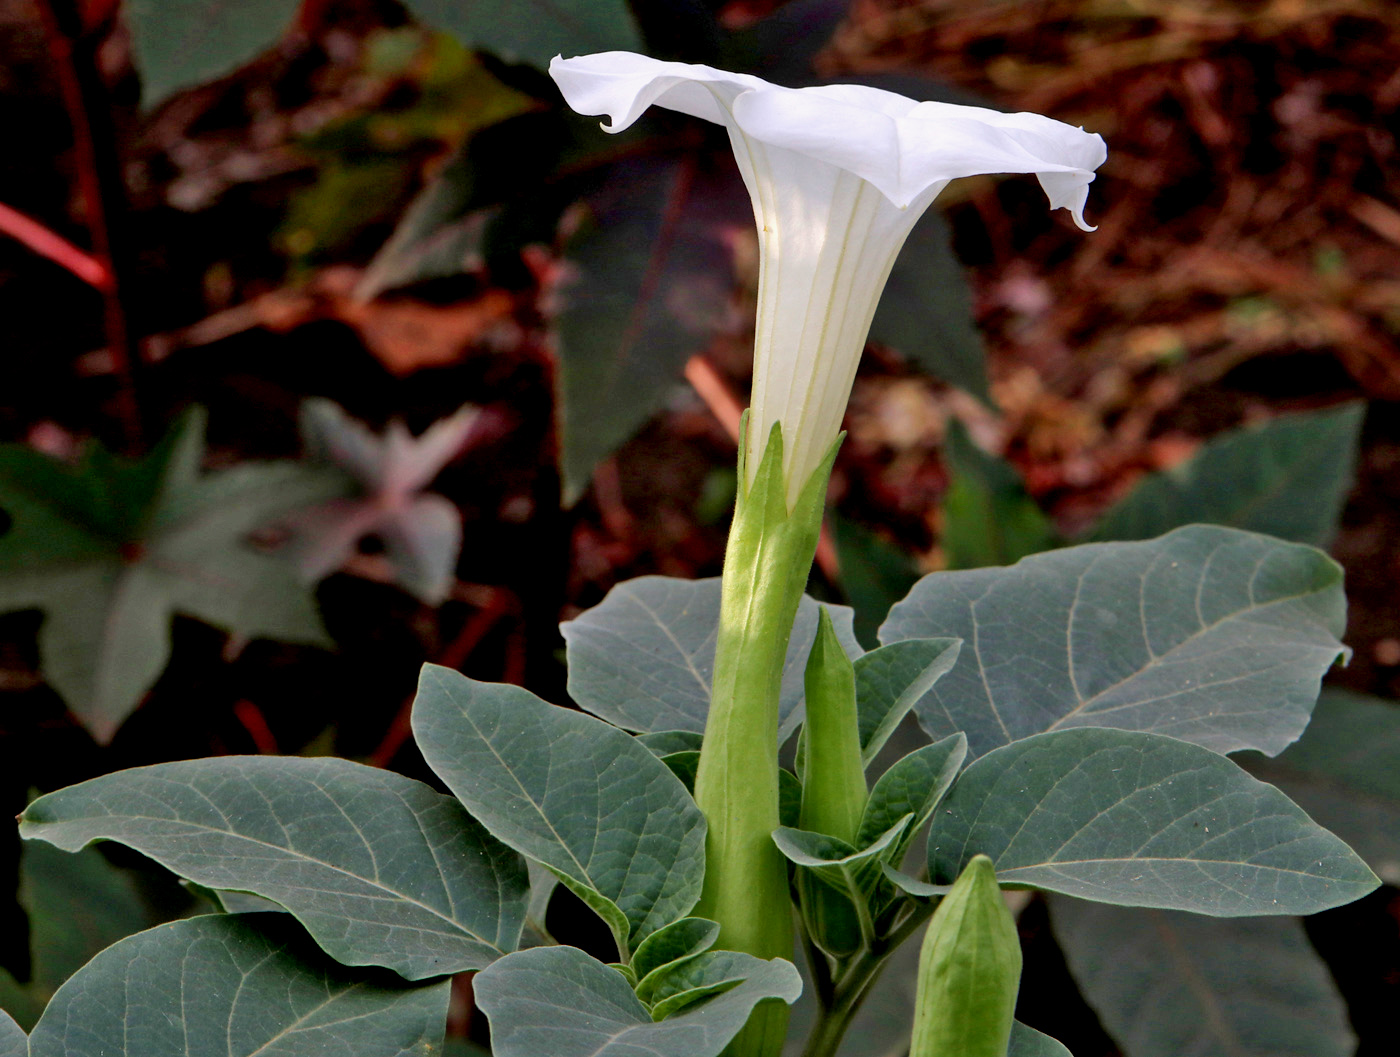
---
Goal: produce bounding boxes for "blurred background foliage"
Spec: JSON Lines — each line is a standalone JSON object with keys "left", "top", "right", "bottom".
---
{"left": 0, "top": 1, "right": 1398, "bottom": 1055}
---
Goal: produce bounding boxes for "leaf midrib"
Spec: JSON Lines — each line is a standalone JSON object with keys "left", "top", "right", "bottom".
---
{"left": 1002, "top": 855, "right": 1354, "bottom": 881}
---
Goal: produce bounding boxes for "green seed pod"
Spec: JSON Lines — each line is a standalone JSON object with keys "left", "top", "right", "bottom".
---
{"left": 909, "top": 855, "right": 1022, "bottom": 1057}
{"left": 798, "top": 606, "right": 868, "bottom": 956}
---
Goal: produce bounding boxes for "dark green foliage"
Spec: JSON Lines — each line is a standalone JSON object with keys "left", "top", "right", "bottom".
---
{"left": 940, "top": 420, "right": 1058, "bottom": 570}
{"left": 1091, "top": 403, "right": 1365, "bottom": 547}
{"left": 0, "top": 410, "right": 348, "bottom": 740}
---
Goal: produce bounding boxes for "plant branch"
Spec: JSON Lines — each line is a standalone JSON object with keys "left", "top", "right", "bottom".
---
{"left": 800, "top": 948, "right": 891, "bottom": 1057}
{"left": 881, "top": 898, "right": 938, "bottom": 955}
{"left": 797, "top": 895, "right": 940, "bottom": 1057}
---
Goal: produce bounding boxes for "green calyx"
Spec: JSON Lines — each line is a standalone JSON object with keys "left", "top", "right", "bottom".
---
{"left": 798, "top": 606, "right": 868, "bottom": 958}
{"left": 910, "top": 854, "right": 1022, "bottom": 1057}
{"left": 692, "top": 416, "right": 840, "bottom": 1057}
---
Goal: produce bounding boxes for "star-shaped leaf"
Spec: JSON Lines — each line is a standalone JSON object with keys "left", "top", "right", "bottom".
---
{"left": 291, "top": 398, "right": 476, "bottom": 605}
{"left": 0, "top": 408, "right": 350, "bottom": 741}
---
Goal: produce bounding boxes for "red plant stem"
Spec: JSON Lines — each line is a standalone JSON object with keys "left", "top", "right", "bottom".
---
{"left": 0, "top": 200, "right": 111, "bottom": 289}
{"left": 231, "top": 699, "right": 280, "bottom": 755}
{"left": 591, "top": 457, "right": 635, "bottom": 540}
{"left": 368, "top": 701, "right": 420, "bottom": 772}
{"left": 501, "top": 626, "right": 527, "bottom": 687}
{"left": 33, "top": 0, "right": 142, "bottom": 449}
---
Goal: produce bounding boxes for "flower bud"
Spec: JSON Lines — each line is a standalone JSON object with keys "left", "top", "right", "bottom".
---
{"left": 910, "top": 855, "right": 1022, "bottom": 1057}
{"left": 798, "top": 606, "right": 868, "bottom": 955}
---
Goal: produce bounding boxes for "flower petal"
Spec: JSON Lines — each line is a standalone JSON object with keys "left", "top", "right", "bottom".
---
{"left": 732, "top": 85, "right": 1106, "bottom": 223}
{"left": 549, "top": 52, "right": 767, "bottom": 133}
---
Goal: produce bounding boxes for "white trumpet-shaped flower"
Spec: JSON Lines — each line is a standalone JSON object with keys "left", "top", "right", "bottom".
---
{"left": 550, "top": 52, "right": 1106, "bottom": 506}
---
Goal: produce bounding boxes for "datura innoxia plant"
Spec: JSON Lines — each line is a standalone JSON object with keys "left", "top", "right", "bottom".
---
{"left": 551, "top": 49, "right": 1106, "bottom": 1057}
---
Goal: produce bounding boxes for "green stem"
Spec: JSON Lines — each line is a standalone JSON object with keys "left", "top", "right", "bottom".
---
{"left": 692, "top": 420, "right": 838, "bottom": 1057}
{"left": 800, "top": 921, "right": 837, "bottom": 1011}
{"left": 799, "top": 899, "right": 940, "bottom": 1057}
{"left": 799, "top": 949, "right": 890, "bottom": 1057}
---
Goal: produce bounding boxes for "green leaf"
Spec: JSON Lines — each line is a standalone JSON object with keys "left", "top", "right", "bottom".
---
{"left": 869, "top": 210, "right": 990, "bottom": 403}
{"left": 1240, "top": 688, "right": 1400, "bottom": 884}
{"left": 125, "top": 0, "right": 301, "bottom": 107}
{"left": 773, "top": 818, "right": 911, "bottom": 909}
{"left": 638, "top": 730, "right": 705, "bottom": 757}
{"left": 1049, "top": 898, "right": 1354, "bottom": 1057}
{"left": 880, "top": 525, "right": 1347, "bottom": 761}
{"left": 19, "top": 756, "right": 527, "bottom": 980}
{"left": 1008, "top": 1022, "right": 1074, "bottom": 1057}
{"left": 552, "top": 159, "right": 745, "bottom": 503}
{"left": 474, "top": 945, "right": 801, "bottom": 1057}
{"left": 940, "top": 420, "right": 1058, "bottom": 569}
{"left": 648, "top": 977, "right": 744, "bottom": 1021}
{"left": 649, "top": 752, "right": 801, "bottom": 830}
{"left": 0, "top": 842, "right": 162, "bottom": 1030}
{"left": 660, "top": 750, "right": 701, "bottom": 790}
{"left": 1090, "top": 403, "right": 1365, "bottom": 548}
{"left": 831, "top": 516, "right": 922, "bottom": 651}
{"left": 0, "top": 1010, "right": 23, "bottom": 1057}
{"left": 563, "top": 575, "right": 861, "bottom": 740}
{"left": 780, "top": 768, "right": 804, "bottom": 830}
{"left": 879, "top": 865, "right": 952, "bottom": 901}
{"left": 402, "top": 0, "right": 642, "bottom": 70}
{"left": 643, "top": 950, "right": 780, "bottom": 1020}
{"left": 198, "top": 886, "right": 286, "bottom": 914}
{"left": 632, "top": 918, "right": 721, "bottom": 999}
{"left": 857, "top": 734, "right": 967, "bottom": 864}
{"left": 411, "top": 664, "right": 706, "bottom": 956}
{"left": 24, "top": 914, "right": 448, "bottom": 1057}
{"left": 928, "top": 728, "right": 1378, "bottom": 914}
{"left": 854, "top": 639, "right": 962, "bottom": 765}
{"left": 0, "top": 409, "right": 349, "bottom": 741}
